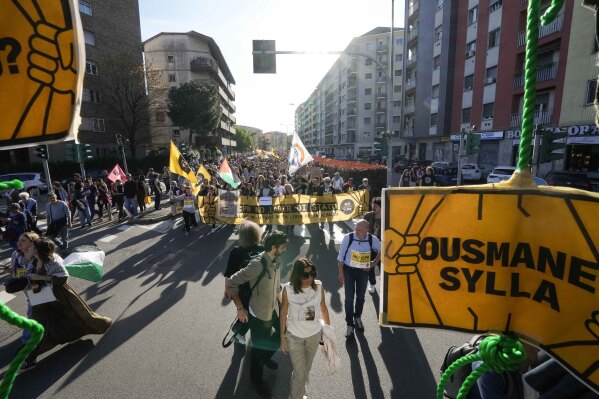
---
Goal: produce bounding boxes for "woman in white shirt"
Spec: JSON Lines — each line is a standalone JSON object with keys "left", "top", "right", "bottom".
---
{"left": 280, "top": 258, "right": 331, "bottom": 399}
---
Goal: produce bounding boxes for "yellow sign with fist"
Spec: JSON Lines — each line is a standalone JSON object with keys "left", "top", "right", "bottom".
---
{"left": 381, "top": 171, "right": 599, "bottom": 392}
{"left": 0, "top": 0, "right": 84, "bottom": 149}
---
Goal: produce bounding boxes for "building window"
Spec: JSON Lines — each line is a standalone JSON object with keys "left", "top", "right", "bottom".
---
{"left": 365, "top": 73, "right": 372, "bottom": 80}
{"left": 432, "top": 84, "right": 439, "bottom": 98}
{"left": 83, "top": 29, "right": 95, "bottom": 46}
{"left": 464, "top": 74, "right": 474, "bottom": 91}
{"left": 364, "top": 117, "right": 372, "bottom": 125}
{"left": 395, "top": 38, "right": 404, "bottom": 46}
{"left": 485, "top": 66, "right": 497, "bottom": 84}
{"left": 430, "top": 113, "right": 438, "bottom": 127}
{"left": 434, "top": 25, "right": 443, "bottom": 42}
{"left": 79, "top": 0, "right": 92, "bottom": 15}
{"left": 84, "top": 89, "right": 101, "bottom": 103}
{"left": 167, "top": 55, "right": 175, "bottom": 63}
{"left": 489, "top": 0, "right": 502, "bottom": 12}
{"left": 482, "top": 102, "right": 495, "bottom": 120}
{"left": 394, "top": 101, "right": 401, "bottom": 107}
{"left": 462, "top": 107, "right": 471, "bottom": 123}
{"left": 366, "top": 42, "right": 374, "bottom": 51}
{"left": 92, "top": 118, "right": 105, "bottom": 132}
{"left": 433, "top": 55, "right": 441, "bottom": 70}
{"left": 466, "top": 41, "right": 476, "bottom": 58}
{"left": 365, "top": 88, "right": 372, "bottom": 95}
{"left": 395, "top": 69, "right": 402, "bottom": 77}
{"left": 85, "top": 60, "right": 98, "bottom": 75}
{"left": 365, "top": 103, "right": 372, "bottom": 110}
{"left": 173, "top": 129, "right": 180, "bottom": 138}
{"left": 168, "top": 73, "right": 176, "bottom": 82}
{"left": 156, "top": 111, "right": 165, "bottom": 122}
{"left": 393, "top": 116, "right": 401, "bottom": 123}
{"left": 363, "top": 132, "right": 371, "bottom": 139}
{"left": 395, "top": 54, "right": 403, "bottom": 62}
{"left": 468, "top": 6, "right": 478, "bottom": 25}
{"left": 394, "top": 85, "right": 402, "bottom": 92}
{"left": 586, "top": 80, "right": 597, "bottom": 105}
{"left": 488, "top": 28, "right": 501, "bottom": 48}
{"left": 365, "top": 59, "right": 372, "bottom": 65}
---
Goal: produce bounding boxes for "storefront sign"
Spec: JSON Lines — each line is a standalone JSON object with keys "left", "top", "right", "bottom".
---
{"left": 508, "top": 124, "right": 599, "bottom": 141}
{"left": 567, "top": 136, "right": 599, "bottom": 145}
{"left": 450, "top": 131, "right": 504, "bottom": 142}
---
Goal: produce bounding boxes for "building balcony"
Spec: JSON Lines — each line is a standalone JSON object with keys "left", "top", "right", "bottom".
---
{"left": 405, "top": 78, "right": 416, "bottom": 91}
{"left": 377, "top": 44, "right": 388, "bottom": 53}
{"left": 407, "top": 55, "right": 418, "bottom": 68}
{"left": 405, "top": 103, "right": 415, "bottom": 114}
{"left": 376, "top": 92, "right": 387, "bottom": 99}
{"left": 513, "top": 62, "right": 558, "bottom": 88}
{"left": 510, "top": 108, "right": 553, "bottom": 128}
{"left": 409, "top": 1, "right": 419, "bottom": 17}
{"left": 517, "top": 13, "right": 564, "bottom": 47}
{"left": 347, "top": 68, "right": 357, "bottom": 76}
{"left": 408, "top": 27, "right": 419, "bottom": 42}
{"left": 376, "top": 76, "right": 387, "bottom": 84}
{"left": 347, "top": 96, "right": 357, "bottom": 104}
{"left": 347, "top": 132, "right": 356, "bottom": 143}
{"left": 376, "top": 107, "right": 386, "bottom": 114}
{"left": 375, "top": 122, "right": 386, "bottom": 129}
{"left": 348, "top": 78, "right": 357, "bottom": 89}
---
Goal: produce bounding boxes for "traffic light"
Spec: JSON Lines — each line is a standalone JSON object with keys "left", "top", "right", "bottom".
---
{"left": 65, "top": 143, "right": 79, "bottom": 162}
{"left": 180, "top": 142, "right": 189, "bottom": 157}
{"left": 539, "top": 129, "right": 567, "bottom": 163}
{"left": 81, "top": 143, "right": 93, "bottom": 160}
{"left": 253, "top": 40, "right": 276, "bottom": 74}
{"left": 374, "top": 135, "right": 388, "bottom": 155}
{"left": 465, "top": 132, "right": 481, "bottom": 155}
{"left": 35, "top": 145, "right": 48, "bottom": 160}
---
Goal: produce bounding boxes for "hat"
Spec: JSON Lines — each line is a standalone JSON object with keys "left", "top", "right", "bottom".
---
{"left": 323, "top": 177, "right": 331, "bottom": 183}
{"left": 334, "top": 172, "right": 340, "bottom": 176}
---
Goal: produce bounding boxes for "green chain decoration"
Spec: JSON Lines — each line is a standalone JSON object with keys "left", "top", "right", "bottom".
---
{"left": 436, "top": 335, "right": 527, "bottom": 399}
{"left": 0, "top": 302, "right": 44, "bottom": 399}
{"left": 517, "top": 0, "right": 564, "bottom": 170}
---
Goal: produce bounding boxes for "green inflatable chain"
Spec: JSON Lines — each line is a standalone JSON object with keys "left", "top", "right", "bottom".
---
{"left": 0, "top": 302, "right": 44, "bottom": 399}
{"left": 438, "top": 0, "right": 565, "bottom": 397}
{"left": 0, "top": 180, "right": 24, "bottom": 191}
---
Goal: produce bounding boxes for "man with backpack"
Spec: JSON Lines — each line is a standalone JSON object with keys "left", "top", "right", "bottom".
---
{"left": 227, "top": 231, "right": 288, "bottom": 398}
{"left": 337, "top": 219, "right": 381, "bottom": 339}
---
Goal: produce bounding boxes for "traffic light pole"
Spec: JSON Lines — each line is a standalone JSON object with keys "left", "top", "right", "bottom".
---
{"left": 457, "top": 133, "right": 465, "bottom": 186}
{"left": 116, "top": 134, "right": 129, "bottom": 175}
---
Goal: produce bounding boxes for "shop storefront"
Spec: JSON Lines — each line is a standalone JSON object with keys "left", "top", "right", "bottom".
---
{"left": 451, "top": 131, "right": 504, "bottom": 173}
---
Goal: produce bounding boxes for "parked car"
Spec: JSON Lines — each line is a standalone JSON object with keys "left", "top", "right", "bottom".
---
{"left": 431, "top": 161, "right": 450, "bottom": 168}
{"left": 461, "top": 164, "right": 482, "bottom": 181}
{"left": 433, "top": 165, "right": 458, "bottom": 186}
{"left": 487, "top": 166, "right": 517, "bottom": 184}
{"left": 545, "top": 171, "right": 592, "bottom": 191}
{"left": 0, "top": 172, "right": 48, "bottom": 195}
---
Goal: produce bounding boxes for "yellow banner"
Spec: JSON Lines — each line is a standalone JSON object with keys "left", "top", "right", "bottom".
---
{"left": 198, "top": 190, "right": 369, "bottom": 225}
{"left": 380, "top": 174, "right": 599, "bottom": 393}
{"left": 0, "top": 0, "right": 85, "bottom": 149}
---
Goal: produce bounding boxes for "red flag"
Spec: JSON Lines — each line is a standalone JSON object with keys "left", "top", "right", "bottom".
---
{"left": 108, "top": 164, "right": 127, "bottom": 183}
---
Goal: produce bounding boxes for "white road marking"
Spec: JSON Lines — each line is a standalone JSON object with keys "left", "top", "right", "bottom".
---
{"left": 99, "top": 235, "right": 118, "bottom": 243}
{"left": 136, "top": 220, "right": 176, "bottom": 234}
{"left": 0, "top": 291, "right": 16, "bottom": 304}
{"left": 117, "top": 225, "right": 132, "bottom": 232}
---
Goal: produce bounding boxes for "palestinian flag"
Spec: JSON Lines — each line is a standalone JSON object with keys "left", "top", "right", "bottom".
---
{"left": 64, "top": 245, "right": 105, "bottom": 283}
{"left": 218, "top": 158, "right": 241, "bottom": 189}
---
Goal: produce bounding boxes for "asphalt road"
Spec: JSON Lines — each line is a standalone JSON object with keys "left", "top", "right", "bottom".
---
{"left": 0, "top": 206, "right": 470, "bottom": 399}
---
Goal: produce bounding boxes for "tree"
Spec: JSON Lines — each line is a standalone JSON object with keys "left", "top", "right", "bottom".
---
{"left": 235, "top": 127, "right": 253, "bottom": 152}
{"left": 167, "top": 81, "right": 221, "bottom": 143}
{"left": 99, "top": 54, "right": 167, "bottom": 159}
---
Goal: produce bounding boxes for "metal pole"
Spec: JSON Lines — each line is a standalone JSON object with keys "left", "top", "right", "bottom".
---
{"left": 78, "top": 145, "right": 86, "bottom": 180}
{"left": 400, "top": 0, "right": 408, "bottom": 160}
{"left": 532, "top": 124, "right": 541, "bottom": 176}
{"left": 42, "top": 157, "right": 52, "bottom": 195}
{"left": 457, "top": 132, "right": 464, "bottom": 186}
{"left": 386, "top": 0, "right": 395, "bottom": 187}
{"left": 117, "top": 134, "right": 129, "bottom": 175}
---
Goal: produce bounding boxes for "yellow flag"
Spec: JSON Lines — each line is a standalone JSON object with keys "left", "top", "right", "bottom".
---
{"left": 198, "top": 164, "right": 211, "bottom": 181}
{"left": 169, "top": 141, "right": 197, "bottom": 185}
{"left": 192, "top": 164, "right": 211, "bottom": 195}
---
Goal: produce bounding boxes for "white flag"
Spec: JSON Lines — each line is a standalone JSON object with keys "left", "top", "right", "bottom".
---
{"left": 288, "top": 132, "right": 314, "bottom": 175}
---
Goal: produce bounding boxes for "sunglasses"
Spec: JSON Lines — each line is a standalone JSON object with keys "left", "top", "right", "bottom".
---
{"left": 302, "top": 270, "right": 317, "bottom": 279}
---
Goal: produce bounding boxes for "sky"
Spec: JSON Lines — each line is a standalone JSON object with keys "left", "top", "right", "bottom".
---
{"left": 139, "top": 0, "right": 405, "bottom": 134}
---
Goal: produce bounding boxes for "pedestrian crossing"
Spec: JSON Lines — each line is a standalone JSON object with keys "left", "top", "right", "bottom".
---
{"left": 0, "top": 290, "right": 15, "bottom": 304}
{"left": 227, "top": 223, "right": 346, "bottom": 245}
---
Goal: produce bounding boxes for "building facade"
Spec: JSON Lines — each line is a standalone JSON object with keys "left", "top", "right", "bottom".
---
{"left": 3, "top": 0, "right": 146, "bottom": 165}
{"left": 143, "top": 31, "right": 237, "bottom": 152}
{"left": 295, "top": 27, "right": 405, "bottom": 161}
{"left": 263, "top": 131, "right": 288, "bottom": 152}
{"left": 235, "top": 125, "right": 264, "bottom": 148}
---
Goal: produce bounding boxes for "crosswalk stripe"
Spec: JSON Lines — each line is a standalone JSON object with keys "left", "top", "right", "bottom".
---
{"left": 0, "top": 291, "right": 16, "bottom": 304}
{"left": 99, "top": 235, "right": 118, "bottom": 243}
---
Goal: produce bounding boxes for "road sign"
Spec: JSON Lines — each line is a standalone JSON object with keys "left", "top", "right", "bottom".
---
{"left": 0, "top": 0, "right": 85, "bottom": 149}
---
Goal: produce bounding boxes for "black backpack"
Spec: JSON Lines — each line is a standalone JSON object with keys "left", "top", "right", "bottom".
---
{"left": 440, "top": 334, "right": 516, "bottom": 399}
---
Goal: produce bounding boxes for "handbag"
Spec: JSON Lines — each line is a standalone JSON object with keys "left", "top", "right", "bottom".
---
{"left": 222, "top": 316, "right": 250, "bottom": 348}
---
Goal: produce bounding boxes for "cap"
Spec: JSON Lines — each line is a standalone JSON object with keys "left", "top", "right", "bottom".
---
{"left": 334, "top": 172, "right": 340, "bottom": 176}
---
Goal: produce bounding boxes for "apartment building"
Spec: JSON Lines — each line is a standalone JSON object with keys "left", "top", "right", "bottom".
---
{"left": 263, "top": 131, "right": 288, "bottom": 152}
{"left": 295, "top": 27, "right": 404, "bottom": 161}
{"left": 3, "top": 0, "right": 146, "bottom": 164}
{"left": 143, "top": 31, "right": 237, "bottom": 152}
{"left": 235, "top": 125, "right": 263, "bottom": 148}
{"left": 404, "top": 0, "right": 458, "bottom": 163}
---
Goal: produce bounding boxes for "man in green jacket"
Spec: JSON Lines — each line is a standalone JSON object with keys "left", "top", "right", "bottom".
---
{"left": 227, "top": 230, "right": 288, "bottom": 398}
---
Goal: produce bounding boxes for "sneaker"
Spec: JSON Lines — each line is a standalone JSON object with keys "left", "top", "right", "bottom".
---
{"left": 345, "top": 326, "right": 354, "bottom": 339}
{"left": 251, "top": 379, "right": 272, "bottom": 399}
{"left": 354, "top": 317, "right": 364, "bottom": 332}
{"left": 184, "top": 231, "right": 189, "bottom": 236}
{"left": 367, "top": 283, "right": 376, "bottom": 294}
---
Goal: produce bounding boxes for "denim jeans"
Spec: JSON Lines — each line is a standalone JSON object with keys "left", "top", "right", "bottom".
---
{"left": 77, "top": 204, "right": 92, "bottom": 227}
{"left": 124, "top": 196, "right": 138, "bottom": 217}
{"left": 343, "top": 265, "right": 369, "bottom": 326}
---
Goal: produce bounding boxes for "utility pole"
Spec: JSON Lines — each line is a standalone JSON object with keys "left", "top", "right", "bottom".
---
{"left": 386, "top": 0, "right": 395, "bottom": 187}
{"left": 35, "top": 145, "right": 52, "bottom": 194}
{"left": 116, "top": 134, "right": 129, "bottom": 175}
{"left": 457, "top": 131, "right": 465, "bottom": 186}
